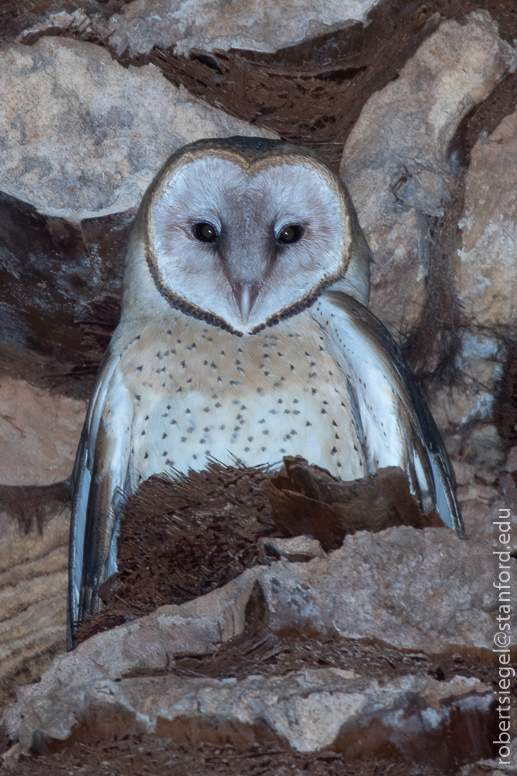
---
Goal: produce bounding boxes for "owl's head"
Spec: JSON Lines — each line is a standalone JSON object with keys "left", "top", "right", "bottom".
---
{"left": 124, "top": 137, "right": 368, "bottom": 336}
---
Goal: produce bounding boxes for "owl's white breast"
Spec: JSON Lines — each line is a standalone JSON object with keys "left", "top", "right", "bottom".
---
{"left": 105, "top": 309, "right": 367, "bottom": 491}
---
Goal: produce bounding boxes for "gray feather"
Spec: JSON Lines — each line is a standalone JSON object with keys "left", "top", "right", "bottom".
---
{"left": 67, "top": 353, "right": 131, "bottom": 648}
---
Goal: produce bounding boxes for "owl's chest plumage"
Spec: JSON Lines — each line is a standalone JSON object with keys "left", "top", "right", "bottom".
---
{"left": 109, "top": 311, "right": 367, "bottom": 489}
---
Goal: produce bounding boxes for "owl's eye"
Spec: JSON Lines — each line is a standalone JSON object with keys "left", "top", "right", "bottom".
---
{"left": 192, "top": 222, "right": 218, "bottom": 243}
{"left": 277, "top": 224, "right": 304, "bottom": 245}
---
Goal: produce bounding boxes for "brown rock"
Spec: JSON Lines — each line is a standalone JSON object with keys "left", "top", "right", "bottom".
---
{"left": 429, "top": 334, "right": 500, "bottom": 431}
{"left": 0, "top": 197, "right": 129, "bottom": 364}
{"left": 426, "top": 331, "right": 508, "bottom": 541}
{"left": 2, "top": 568, "right": 262, "bottom": 748}
{"left": 0, "top": 735, "right": 478, "bottom": 776}
{"left": 14, "top": 669, "right": 494, "bottom": 769}
{"left": 3, "top": 517, "right": 506, "bottom": 750}
{"left": 457, "top": 107, "right": 517, "bottom": 327}
{"left": 340, "top": 12, "right": 515, "bottom": 338}
{"left": 258, "top": 535, "right": 326, "bottom": 563}
{"left": 29, "top": 1, "right": 379, "bottom": 59}
{"left": 261, "top": 526, "right": 503, "bottom": 654}
{"left": 0, "top": 377, "right": 86, "bottom": 486}
{"left": 0, "top": 481, "right": 70, "bottom": 536}
{"left": 336, "top": 11, "right": 515, "bottom": 551}
{"left": 0, "top": 37, "right": 276, "bottom": 219}
{"left": 0, "top": 508, "right": 69, "bottom": 715}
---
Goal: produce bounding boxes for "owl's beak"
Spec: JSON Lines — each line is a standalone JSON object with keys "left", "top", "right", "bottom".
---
{"left": 231, "top": 282, "right": 261, "bottom": 325}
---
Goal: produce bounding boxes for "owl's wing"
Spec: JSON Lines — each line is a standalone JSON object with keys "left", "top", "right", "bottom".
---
{"left": 316, "top": 291, "right": 465, "bottom": 537}
{"left": 67, "top": 352, "right": 133, "bottom": 647}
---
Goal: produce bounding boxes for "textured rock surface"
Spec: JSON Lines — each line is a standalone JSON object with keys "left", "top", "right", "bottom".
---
{"left": 0, "top": 508, "right": 68, "bottom": 715}
{"left": 2, "top": 569, "right": 259, "bottom": 742}
{"left": 439, "top": 108, "right": 517, "bottom": 529}
{"left": 457, "top": 107, "right": 517, "bottom": 328}
{"left": 341, "top": 11, "right": 515, "bottom": 337}
{"left": 5, "top": 738, "right": 501, "bottom": 776}
{"left": 428, "top": 335, "right": 507, "bottom": 542}
{"left": 39, "top": 1, "right": 378, "bottom": 59}
{"left": 8, "top": 668, "right": 492, "bottom": 763}
{"left": 2, "top": 523, "right": 507, "bottom": 752}
{"left": 0, "top": 377, "right": 85, "bottom": 486}
{"left": 258, "top": 535, "right": 326, "bottom": 563}
{"left": 0, "top": 37, "right": 276, "bottom": 219}
{"left": 262, "top": 527, "right": 501, "bottom": 653}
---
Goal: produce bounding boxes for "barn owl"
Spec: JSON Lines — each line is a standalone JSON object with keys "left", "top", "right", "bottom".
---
{"left": 68, "top": 136, "right": 464, "bottom": 646}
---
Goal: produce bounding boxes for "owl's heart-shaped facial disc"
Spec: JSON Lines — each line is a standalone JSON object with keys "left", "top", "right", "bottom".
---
{"left": 145, "top": 149, "right": 354, "bottom": 335}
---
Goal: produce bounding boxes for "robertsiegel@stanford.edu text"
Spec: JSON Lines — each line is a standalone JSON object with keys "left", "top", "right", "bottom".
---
{"left": 492, "top": 507, "right": 514, "bottom": 767}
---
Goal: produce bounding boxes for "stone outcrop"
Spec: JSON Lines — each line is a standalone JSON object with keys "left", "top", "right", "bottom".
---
{"left": 340, "top": 11, "right": 515, "bottom": 339}
{"left": 11, "top": 668, "right": 493, "bottom": 767}
{"left": 0, "top": 37, "right": 276, "bottom": 219}
{"left": 0, "top": 378, "right": 85, "bottom": 487}
{"left": 0, "top": 509, "right": 69, "bottom": 715}
{"left": 457, "top": 107, "right": 517, "bottom": 329}
{"left": 0, "top": 377, "right": 83, "bottom": 712}
{"left": 2, "top": 525, "right": 508, "bottom": 759}
{"left": 17, "top": 1, "right": 379, "bottom": 58}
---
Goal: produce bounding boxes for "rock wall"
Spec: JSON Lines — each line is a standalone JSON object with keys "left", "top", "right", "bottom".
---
{"left": 1, "top": 1, "right": 516, "bottom": 773}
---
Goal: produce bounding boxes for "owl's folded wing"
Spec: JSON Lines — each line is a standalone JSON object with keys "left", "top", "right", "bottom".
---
{"left": 317, "top": 290, "right": 465, "bottom": 537}
{"left": 67, "top": 353, "right": 133, "bottom": 647}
